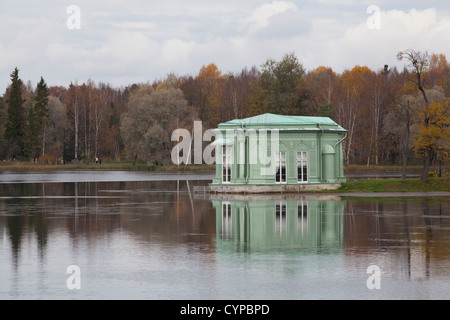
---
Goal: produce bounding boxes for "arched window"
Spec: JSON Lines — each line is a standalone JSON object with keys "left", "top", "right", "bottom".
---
{"left": 297, "top": 151, "right": 308, "bottom": 183}
{"left": 275, "top": 152, "right": 287, "bottom": 183}
{"left": 222, "top": 146, "right": 232, "bottom": 183}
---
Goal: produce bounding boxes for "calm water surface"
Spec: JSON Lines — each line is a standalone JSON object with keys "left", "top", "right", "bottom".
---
{"left": 0, "top": 171, "right": 449, "bottom": 300}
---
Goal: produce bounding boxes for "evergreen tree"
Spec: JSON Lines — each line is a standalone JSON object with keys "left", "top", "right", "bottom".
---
{"left": 34, "top": 77, "right": 49, "bottom": 125}
{"left": 24, "top": 106, "right": 40, "bottom": 161}
{"left": 259, "top": 52, "right": 306, "bottom": 115}
{"left": 0, "top": 96, "right": 3, "bottom": 117}
{"left": 0, "top": 95, "right": 7, "bottom": 159}
{"left": 5, "top": 67, "right": 26, "bottom": 159}
{"left": 34, "top": 76, "right": 50, "bottom": 157}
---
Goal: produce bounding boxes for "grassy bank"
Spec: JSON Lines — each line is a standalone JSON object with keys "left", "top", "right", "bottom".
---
{"left": 344, "top": 164, "right": 424, "bottom": 174}
{"left": 335, "top": 177, "right": 450, "bottom": 193}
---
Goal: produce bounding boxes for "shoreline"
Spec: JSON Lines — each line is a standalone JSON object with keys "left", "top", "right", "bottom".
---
{"left": 327, "top": 191, "right": 450, "bottom": 197}
{"left": 0, "top": 162, "right": 435, "bottom": 171}
{"left": 0, "top": 162, "right": 216, "bottom": 172}
{"left": 0, "top": 162, "right": 448, "bottom": 194}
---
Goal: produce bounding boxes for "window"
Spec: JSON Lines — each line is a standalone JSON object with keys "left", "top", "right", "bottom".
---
{"left": 275, "top": 201, "right": 287, "bottom": 234}
{"left": 275, "top": 152, "right": 287, "bottom": 183}
{"left": 222, "top": 202, "right": 232, "bottom": 238}
{"left": 222, "top": 146, "right": 232, "bottom": 183}
{"left": 297, "top": 200, "right": 308, "bottom": 234}
{"left": 297, "top": 151, "right": 308, "bottom": 183}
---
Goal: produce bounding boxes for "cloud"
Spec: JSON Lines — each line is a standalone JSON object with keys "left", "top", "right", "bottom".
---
{"left": 328, "top": 7, "right": 450, "bottom": 71}
{"left": 316, "top": 0, "right": 366, "bottom": 5}
{"left": 245, "top": 1, "right": 299, "bottom": 33}
{"left": 235, "top": 0, "right": 312, "bottom": 42}
{"left": 1, "top": 1, "right": 450, "bottom": 93}
{"left": 45, "top": 30, "right": 196, "bottom": 84}
{"left": 161, "top": 39, "right": 195, "bottom": 65}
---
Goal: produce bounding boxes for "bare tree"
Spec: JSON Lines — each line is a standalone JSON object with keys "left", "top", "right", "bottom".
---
{"left": 45, "top": 96, "right": 66, "bottom": 163}
{"left": 384, "top": 94, "right": 417, "bottom": 182}
{"left": 397, "top": 50, "right": 430, "bottom": 105}
{"left": 120, "top": 85, "right": 188, "bottom": 165}
{"left": 305, "top": 66, "right": 336, "bottom": 115}
{"left": 66, "top": 83, "right": 81, "bottom": 162}
{"left": 397, "top": 49, "right": 433, "bottom": 181}
{"left": 94, "top": 82, "right": 111, "bottom": 161}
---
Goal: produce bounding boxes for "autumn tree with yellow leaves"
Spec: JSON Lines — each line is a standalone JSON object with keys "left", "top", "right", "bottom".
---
{"left": 413, "top": 99, "right": 450, "bottom": 175}
{"left": 398, "top": 49, "right": 450, "bottom": 181}
{"left": 194, "top": 63, "right": 224, "bottom": 128}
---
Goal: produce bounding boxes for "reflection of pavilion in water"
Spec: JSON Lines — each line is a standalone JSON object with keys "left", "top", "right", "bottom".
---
{"left": 210, "top": 194, "right": 346, "bottom": 250}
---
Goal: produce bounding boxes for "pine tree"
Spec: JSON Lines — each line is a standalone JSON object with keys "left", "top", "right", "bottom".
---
{"left": 34, "top": 77, "right": 49, "bottom": 124}
{"left": 0, "top": 95, "right": 7, "bottom": 159}
{"left": 34, "top": 76, "right": 50, "bottom": 158}
{"left": 259, "top": 52, "right": 306, "bottom": 115}
{"left": 24, "top": 106, "right": 40, "bottom": 161}
{"left": 5, "top": 67, "right": 26, "bottom": 159}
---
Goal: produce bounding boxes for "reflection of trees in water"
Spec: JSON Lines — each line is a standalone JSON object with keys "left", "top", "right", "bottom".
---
{"left": 343, "top": 197, "right": 450, "bottom": 279}
{"left": 0, "top": 180, "right": 216, "bottom": 266}
{"left": 402, "top": 199, "right": 411, "bottom": 279}
{"left": 1, "top": 183, "right": 50, "bottom": 269}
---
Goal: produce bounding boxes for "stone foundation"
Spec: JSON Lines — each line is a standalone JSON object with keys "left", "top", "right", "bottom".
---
{"left": 205, "top": 183, "right": 341, "bottom": 194}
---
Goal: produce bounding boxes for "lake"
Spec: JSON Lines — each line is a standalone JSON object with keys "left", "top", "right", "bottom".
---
{"left": 0, "top": 170, "right": 449, "bottom": 300}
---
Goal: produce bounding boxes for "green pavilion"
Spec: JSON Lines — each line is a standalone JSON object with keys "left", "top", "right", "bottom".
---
{"left": 210, "top": 113, "right": 347, "bottom": 193}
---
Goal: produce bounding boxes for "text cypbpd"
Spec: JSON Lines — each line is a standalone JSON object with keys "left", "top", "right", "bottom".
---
{"left": 180, "top": 304, "right": 269, "bottom": 317}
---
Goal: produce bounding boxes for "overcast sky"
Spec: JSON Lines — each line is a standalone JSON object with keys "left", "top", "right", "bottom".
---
{"left": 1, "top": 0, "right": 449, "bottom": 93}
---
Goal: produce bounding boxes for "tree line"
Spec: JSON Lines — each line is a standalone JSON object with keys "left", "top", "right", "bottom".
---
{"left": 0, "top": 49, "right": 449, "bottom": 181}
